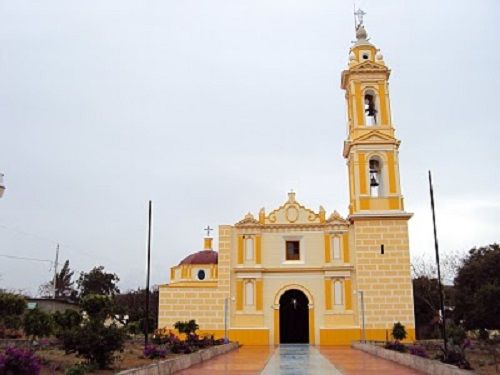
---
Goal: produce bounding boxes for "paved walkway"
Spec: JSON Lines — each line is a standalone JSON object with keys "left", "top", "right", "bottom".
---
{"left": 177, "top": 345, "right": 424, "bottom": 375}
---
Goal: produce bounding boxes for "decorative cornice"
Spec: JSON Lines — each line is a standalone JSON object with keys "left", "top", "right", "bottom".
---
{"left": 235, "top": 212, "right": 260, "bottom": 226}
{"left": 348, "top": 211, "right": 413, "bottom": 222}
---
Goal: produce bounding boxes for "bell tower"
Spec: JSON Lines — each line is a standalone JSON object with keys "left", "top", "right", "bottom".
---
{"left": 342, "top": 17, "right": 405, "bottom": 215}
{"left": 342, "top": 12, "right": 416, "bottom": 340}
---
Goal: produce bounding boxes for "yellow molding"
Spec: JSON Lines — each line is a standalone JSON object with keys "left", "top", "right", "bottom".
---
{"left": 256, "top": 279, "right": 263, "bottom": 311}
{"left": 345, "top": 279, "right": 352, "bottom": 310}
{"left": 236, "top": 280, "right": 243, "bottom": 311}
{"left": 324, "top": 279, "right": 332, "bottom": 310}
{"left": 255, "top": 235, "right": 262, "bottom": 264}
{"left": 342, "top": 233, "right": 350, "bottom": 263}
{"left": 324, "top": 234, "right": 331, "bottom": 263}
{"left": 237, "top": 235, "right": 244, "bottom": 264}
{"left": 235, "top": 266, "right": 354, "bottom": 273}
{"left": 165, "top": 281, "right": 218, "bottom": 288}
{"left": 274, "top": 309, "right": 280, "bottom": 345}
{"left": 309, "top": 308, "right": 315, "bottom": 344}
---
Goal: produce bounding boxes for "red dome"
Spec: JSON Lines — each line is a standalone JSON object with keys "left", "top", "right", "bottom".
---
{"left": 179, "top": 250, "right": 218, "bottom": 265}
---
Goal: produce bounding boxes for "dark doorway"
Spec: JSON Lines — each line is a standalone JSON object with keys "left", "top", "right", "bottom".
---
{"left": 279, "top": 289, "right": 309, "bottom": 344}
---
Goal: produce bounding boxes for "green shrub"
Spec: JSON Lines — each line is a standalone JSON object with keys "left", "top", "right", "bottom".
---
{"left": 53, "top": 309, "right": 82, "bottom": 334}
{"left": 80, "top": 294, "right": 113, "bottom": 321}
{"left": 61, "top": 320, "right": 126, "bottom": 369}
{"left": 23, "top": 309, "right": 54, "bottom": 340}
{"left": 0, "top": 293, "right": 26, "bottom": 332}
{"left": 391, "top": 322, "right": 407, "bottom": 342}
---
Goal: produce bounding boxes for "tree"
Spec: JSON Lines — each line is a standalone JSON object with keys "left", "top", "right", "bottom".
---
{"left": 61, "top": 294, "right": 127, "bottom": 369}
{"left": 454, "top": 244, "right": 500, "bottom": 331}
{"left": 53, "top": 309, "right": 82, "bottom": 335}
{"left": 23, "top": 309, "right": 53, "bottom": 341}
{"left": 392, "top": 322, "right": 407, "bottom": 342}
{"left": 113, "top": 288, "right": 159, "bottom": 332}
{"left": 39, "top": 260, "right": 77, "bottom": 300}
{"left": 0, "top": 292, "right": 26, "bottom": 331}
{"left": 77, "top": 266, "right": 120, "bottom": 297}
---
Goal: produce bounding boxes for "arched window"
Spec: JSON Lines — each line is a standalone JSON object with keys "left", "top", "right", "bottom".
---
{"left": 334, "top": 280, "right": 343, "bottom": 305}
{"left": 369, "top": 158, "right": 383, "bottom": 197}
{"left": 245, "top": 281, "right": 254, "bottom": 306}
{"left": 332, "top": 237, "right": 341, "bottom": 260}
{"left": 245, "top": 237, "right": 254, "bottom": 261}
{"left": 364, "top": 90, "right": 378, "bottom": 126}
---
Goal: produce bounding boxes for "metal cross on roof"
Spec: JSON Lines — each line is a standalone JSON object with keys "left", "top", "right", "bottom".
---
{"left": 204, "top": 225, "right": 213, "bottom": 237}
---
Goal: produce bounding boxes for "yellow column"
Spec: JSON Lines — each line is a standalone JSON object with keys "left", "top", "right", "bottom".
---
{"left": 255, "top": 235, "right": 262, "bottom": 264}
{"left": 324, "top": 279, "right": 332, "bottom": 310}
{"left": 324, "top": 234, "right": 331, "bottom": 263}
{"left": 343, "top": 234, "right": 350, "bottom": 263}
{"left": 387, "top": 152, "right": 397, "bottom": 194}
{"left": 355, "top": 81, "right": 365, "bottom": 126}
{"left": 358, "top": 153, "right": 367, "bottom": 195}
{"left": 256, "top": 280, "right": 263, "bottom": 311}
{"left": 236, "top": 280, "right": 243, "bottom": 311}
{"left": 345, "top": 279, "right": 352, "bottom": 310}
{"left": 309, "top": 308, "right": 315, "bottom": 345}
{"left": 274, "top": 309, "right": 280, "bottom": 345}
{"left": 378, "top": 82, "right": 389, "bottom": 125}
{"left": 237, "top": 235, "right": 244, "bottom": 264}
{"left": 170, "top": 268, "right": 175, "bottom": 281}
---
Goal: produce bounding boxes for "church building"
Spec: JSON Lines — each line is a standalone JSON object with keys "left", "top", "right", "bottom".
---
{"left": 158, "top": 19, "right": 416, "bottom": 346}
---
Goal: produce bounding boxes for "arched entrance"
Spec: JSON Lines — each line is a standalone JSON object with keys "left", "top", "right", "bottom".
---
{"left": 279, "top": 289, "right": 309, "bottom": 343}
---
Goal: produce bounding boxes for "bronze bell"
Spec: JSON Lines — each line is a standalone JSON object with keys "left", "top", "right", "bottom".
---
{"left": 370, "top": 173, "right": 379, "bottom": 187}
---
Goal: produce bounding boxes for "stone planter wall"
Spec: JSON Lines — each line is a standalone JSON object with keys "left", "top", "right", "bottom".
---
{"left": 116, "top": 342, "right": 239, "bottom": 375}
{"left": 0, "top": 339, "right": 31, "bottom": 349}
{"left": 352, "top": 342, "right": 475, "bottom": 375}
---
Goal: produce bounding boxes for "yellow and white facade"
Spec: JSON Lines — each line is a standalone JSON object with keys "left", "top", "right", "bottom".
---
{"left": 158, "top": 23, "right": 415, "bottom": 346}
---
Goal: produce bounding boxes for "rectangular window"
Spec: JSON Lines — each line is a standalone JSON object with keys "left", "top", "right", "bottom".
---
{"left": 245, "top": 237, "right": 254, "bottom": 261}
{"left": 332, "top": 237, "right": 341, "bottom": 260}
{"left": 334, "top": 281, "right": 344, "bottom": 306}
{"left": 286, "top": 241, "right": 300, "bottom": 260}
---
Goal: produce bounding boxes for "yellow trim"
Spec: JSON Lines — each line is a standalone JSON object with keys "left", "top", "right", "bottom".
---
{"left": 324, "top": 234, "right": 331, "bottom": 263}
{"left": 324, "top": 279, "right": 332, "bottom": 310}
{"left": 165, "top": 281, "right": 218, "bottom": 288}
{"left": 309, "top": 308, "right": 315, "bottom": 344}
{"left": 255, "top": 235, "right": 262, "bottom": 264}
{"left": 344, "top": 279, "right": 352, "bottom": 310}
{"left": 360, "top": 197, "right": 370, "bottom": 210}
{"left": 387, "top": 152, "right": 397, "bottom": 194}
{"left": 256, "top": 279, "right": 263, "bottom": 311}
{"left": 229, "top": 329, "right": 269, "bottom": 345}
{"left": 358, "top": 153, "right": 367, "bottom": 195}
{"left": 204, "top": 237, "right": 212, "bottom": 250}
{"left": 170, "top": 268, "right": 175, "bottom": 281}
{"left": 320, "top": 328, "right": 416, "bottom": 345}
{"left": 274, "top": 309, "right": 280, "bottom": 345}
{"left": 237, "top": 236, "right": 244, "bottom": 264}
{"left": 378, "top": 82, "right": 389, "bottom": 125}
{"left": 236, "top": 280, "right": 243, "bottom": 311}
{"left": 355, "top": 81, "right": 364, "bottom": 126}
{"left": 342, "top": 234, "right": 350, "bottom": 263}
{"left": 389, "top": 197, "right": 400, "bottom": 209}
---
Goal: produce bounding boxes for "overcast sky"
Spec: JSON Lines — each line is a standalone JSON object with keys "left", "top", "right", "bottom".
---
{"left": 1, "top": 0, "right": 498, "bottom": 295}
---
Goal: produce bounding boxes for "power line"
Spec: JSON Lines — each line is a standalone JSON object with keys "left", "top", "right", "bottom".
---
{"left": 0, "top": 253, "right": 53, "bottom": 264}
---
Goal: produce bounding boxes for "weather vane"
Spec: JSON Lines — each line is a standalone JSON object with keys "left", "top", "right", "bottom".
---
{"left": 354, "top": 8, "right": 366, "bottom": 28}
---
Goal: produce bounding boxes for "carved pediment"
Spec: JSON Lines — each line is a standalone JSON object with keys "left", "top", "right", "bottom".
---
{"left": 326, "top": 210, "right": 348, "bottom": 224}
{"left": 264, "top": 192, "right": 322, "bottom": 225}
{"left": 350, "top": 60, "right": 389, "bottom": 73}
{"left": 236, "top": 212, "right": 260, "bottom": 226}
{"left": 354, "top": 130, "right": 396, "bottom": 143}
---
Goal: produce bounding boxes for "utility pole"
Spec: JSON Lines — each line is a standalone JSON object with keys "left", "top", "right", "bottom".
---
{"left": 53, "top": 243, "right": 59, "bottom": 299}
{"left": 144, "top": 200, "right": 152, "bottom": 347}
{"left": 428, "top": 171, "right": 447, "bottom": 354}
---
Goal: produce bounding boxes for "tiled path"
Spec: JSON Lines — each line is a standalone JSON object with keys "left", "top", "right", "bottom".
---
{"left": 177, "top": 345, "right": 425, "bottom": 375}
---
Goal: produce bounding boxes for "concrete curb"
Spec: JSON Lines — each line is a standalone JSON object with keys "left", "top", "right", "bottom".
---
{"left": 352, "top": 342, "right": 475, "bottom": 375}
{"left": 116, "top": 342, "right": 239, "bottom": 375}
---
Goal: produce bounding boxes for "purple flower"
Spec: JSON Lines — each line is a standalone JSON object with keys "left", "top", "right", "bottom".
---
{"left": 0, "top": 346, "right": 42, "bottom": 375}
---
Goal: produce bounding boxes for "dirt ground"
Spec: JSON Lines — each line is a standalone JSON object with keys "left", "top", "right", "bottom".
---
{"left": 38, "top": 340, "right": 180, "bottom": 374}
